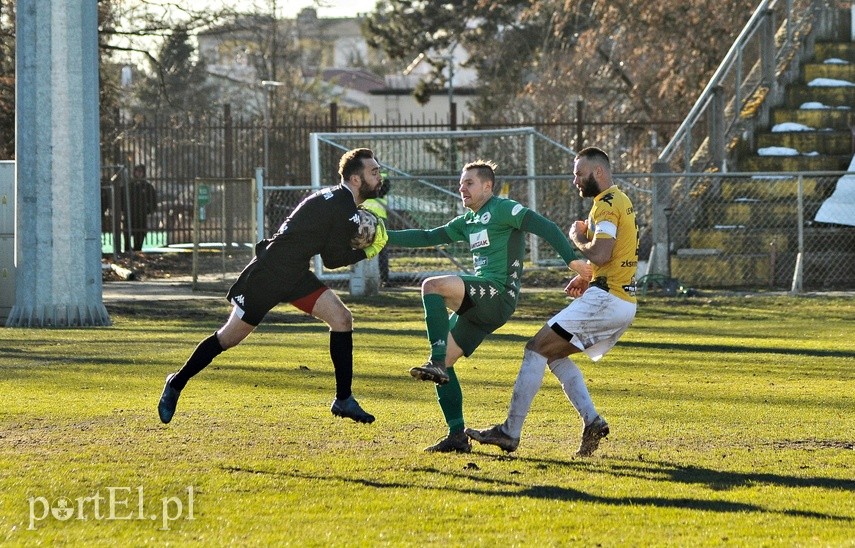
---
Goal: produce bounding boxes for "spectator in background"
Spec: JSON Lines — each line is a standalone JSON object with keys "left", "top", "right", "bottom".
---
{"left": 360, "top": 174, "right": 391, "bottom": 284}
{"left": 128, "top": 164, "right": 158, "bottom": 252}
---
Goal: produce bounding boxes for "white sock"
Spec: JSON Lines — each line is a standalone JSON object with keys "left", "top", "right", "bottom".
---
{"left": 502, "top": 349, "right": 547, "bottom": 438}
{"left": 549, "top": 357, "right": 598, "bottom": 426}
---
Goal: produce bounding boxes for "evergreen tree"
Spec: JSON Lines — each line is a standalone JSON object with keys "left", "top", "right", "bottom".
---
{"left": 134, "top": 28, "right": 217, "bottom": 119}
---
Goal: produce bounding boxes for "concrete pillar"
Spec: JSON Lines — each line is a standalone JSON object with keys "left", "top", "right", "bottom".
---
{"left": 350, "top": 258, "right": 380, "bottom": 297}
{"left": 7, "top": 0, "right": 110, "bottom": 326}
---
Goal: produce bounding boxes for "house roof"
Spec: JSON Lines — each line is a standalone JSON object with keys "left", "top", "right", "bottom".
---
{"left": 319, "top": 68, "right": 386, "bottom": 93}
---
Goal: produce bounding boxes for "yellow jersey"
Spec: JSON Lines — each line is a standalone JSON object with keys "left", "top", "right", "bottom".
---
{"left": 587, "top": 185, "right": 638, "bottom": 303}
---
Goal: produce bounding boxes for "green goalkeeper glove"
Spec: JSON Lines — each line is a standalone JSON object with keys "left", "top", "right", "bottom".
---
{"left": 364, "top": 220, "right": 388, "bottom": 259}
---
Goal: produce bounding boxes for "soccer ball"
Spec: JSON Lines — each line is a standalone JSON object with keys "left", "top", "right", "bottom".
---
{"left": 350, "top": 208, "right": 378, "bottom": 250}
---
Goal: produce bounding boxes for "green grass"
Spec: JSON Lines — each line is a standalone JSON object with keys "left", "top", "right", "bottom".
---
{"left": 1, "top": 290, "right": 853, "bottom": 546}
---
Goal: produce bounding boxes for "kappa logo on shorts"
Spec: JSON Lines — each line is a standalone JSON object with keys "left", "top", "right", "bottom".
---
{"left": 489, "top": 286, "right": 498, "bottom": 298}
{"left": 233, "top": 294, "right": 245, "bottom": 307}
{"left": 507, "top": 289, "right": 516, "bottom": 299}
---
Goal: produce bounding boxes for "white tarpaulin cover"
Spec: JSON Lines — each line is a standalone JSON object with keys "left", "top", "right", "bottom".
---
{"left": 814, "top": 155, "right": 855, "bottom": 227}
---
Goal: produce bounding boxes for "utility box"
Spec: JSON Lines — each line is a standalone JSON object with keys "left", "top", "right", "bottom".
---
{"left": 0, "top": 161, "right": 15, "bottom": 323}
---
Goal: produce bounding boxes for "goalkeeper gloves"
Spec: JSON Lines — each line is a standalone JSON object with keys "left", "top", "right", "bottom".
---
{"left": 364, "top": 220, "right": 388, "bottom": 259}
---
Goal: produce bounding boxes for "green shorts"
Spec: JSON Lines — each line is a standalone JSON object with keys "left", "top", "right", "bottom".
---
{"left": 450, "top": 275, "right": 517, "bottom": 357}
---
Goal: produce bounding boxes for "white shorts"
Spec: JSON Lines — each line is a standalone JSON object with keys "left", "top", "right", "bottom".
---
{"left": 547, "top": 287, "right": 636, "bottom": 362}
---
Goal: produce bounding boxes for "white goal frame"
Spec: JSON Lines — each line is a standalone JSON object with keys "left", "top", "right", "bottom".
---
{"left": 307, "top": 128, "right": 576, "bottom": 279}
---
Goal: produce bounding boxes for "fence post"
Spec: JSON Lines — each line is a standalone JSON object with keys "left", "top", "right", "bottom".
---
{"left": 329, "top": 102, "right": 338, "bottom": 132}
{"left": 255, "top": 167, "right": 264, "bottom": 243}
{"left": 761, "top": 9, "right": 776, "bottom": 87}
{"left": 648, "top": 162, "right": 672, "bottom": 278}
{"left": 711, "top": 85, "right": 726, "bottom": 172}
{"left": 224, "top": 103, "right": 235, "bottom": 246}
{"left": 526, "top": 132, "right": 539, "bottom": 265}
{"left": 790, "top": 174, "right": 805, "bottom": 294}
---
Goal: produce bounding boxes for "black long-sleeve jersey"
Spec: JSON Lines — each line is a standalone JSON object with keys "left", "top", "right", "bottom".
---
{"left": 265, "top": 184, "right": 367, "bottom": 269}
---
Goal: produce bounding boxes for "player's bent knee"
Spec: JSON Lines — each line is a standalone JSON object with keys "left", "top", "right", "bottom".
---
{"left": 325, "top": 308, "right": 352, "bottom": 331}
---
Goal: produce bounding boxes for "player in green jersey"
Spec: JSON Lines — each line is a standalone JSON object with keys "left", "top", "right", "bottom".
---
{"left": 386, "top": 160, "right": 590, "bottom": 453}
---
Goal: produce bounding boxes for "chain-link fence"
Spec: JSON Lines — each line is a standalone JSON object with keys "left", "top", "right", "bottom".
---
{"left": 619, "top": 171, "right": 855, "bottom": 292}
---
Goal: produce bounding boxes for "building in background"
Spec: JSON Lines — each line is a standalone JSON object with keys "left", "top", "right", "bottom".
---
{"left": 195, "top": 8, "right": 476, "bottom": 122}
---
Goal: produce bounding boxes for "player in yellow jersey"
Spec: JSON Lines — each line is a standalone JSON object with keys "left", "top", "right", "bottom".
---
{"left": 466, "top": 147, "right": 638, "bottom": 457}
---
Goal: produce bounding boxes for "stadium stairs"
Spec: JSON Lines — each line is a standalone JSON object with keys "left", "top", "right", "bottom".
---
{"left": 670, "top": 31, "right": 855, "bottom": 289}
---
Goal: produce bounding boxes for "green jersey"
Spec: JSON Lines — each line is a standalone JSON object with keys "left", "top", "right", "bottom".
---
{"left": 388, "top": 196, "right": 581, "bottom": 301}
{"left": 443, "top": 196, "right": 528, "bottom": 295}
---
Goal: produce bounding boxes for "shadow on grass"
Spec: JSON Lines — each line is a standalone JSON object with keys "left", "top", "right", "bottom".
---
{"left": 219, "top": 464, "right": 853, "bottom": 522}
{"left": 505, "top": 455, "right": 855, "bottom": 493}
{"left": 621, "top": 340, "right": 855, "bottom": 359}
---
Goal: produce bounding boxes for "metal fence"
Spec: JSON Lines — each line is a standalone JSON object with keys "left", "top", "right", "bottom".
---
{"left": 257, "top": 169, "right": 854, "bottom": 292}
{"left": 657, "top": 0, "right": 848, "bottom": 173}
{"left": 99, "top": 105, "right": 678, "bottom": 256}
{"left": 99, "top": 112, "right": 853, "bottom": 292}
{"left": 619, "top": 171, "right": 855, "bottom": 292}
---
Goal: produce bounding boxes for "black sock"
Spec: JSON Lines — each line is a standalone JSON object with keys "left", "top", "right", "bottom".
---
{"left": 330, "top": 331, "right": 353, "bottom": 401}
{"left": 170, "top": 333, "right": 224, "bottom": 391}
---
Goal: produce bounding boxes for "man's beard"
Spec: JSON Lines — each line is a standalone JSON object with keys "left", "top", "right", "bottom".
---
{"left": 580, "top": 173, "right": 599, "bottom": 198}
{"left": 358, "top": 175, "right": 380, "bottom": 200}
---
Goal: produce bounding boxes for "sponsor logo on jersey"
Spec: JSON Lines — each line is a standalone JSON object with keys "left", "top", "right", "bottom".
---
{"left": 480, "top": 212, "right": 491, "bottom": 224}
{"left": 601, "top": 192, "right": 615, "bottom": 206}
{"left": 323, "top": 189, "right": 334, "bottom": 200}
{"left": 474, "top": 256, "right": 488, "bottom": 270}
{"left": 470, "top": 229, "right": 489, "bottom": 250}
{"left": 511, "top": 204, "right": 524, "bottom": 216}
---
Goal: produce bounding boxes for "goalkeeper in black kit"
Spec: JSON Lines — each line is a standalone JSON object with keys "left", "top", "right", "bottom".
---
{"left": 157, "top": 148, "right": 388, "bottom": 425}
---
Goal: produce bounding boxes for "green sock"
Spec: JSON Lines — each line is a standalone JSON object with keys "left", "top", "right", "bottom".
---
{"left": 436, "top": 367, "right": 464, "bottom": 434}
{"left": 422, "top": 293, "right": 449, "bottom": 362}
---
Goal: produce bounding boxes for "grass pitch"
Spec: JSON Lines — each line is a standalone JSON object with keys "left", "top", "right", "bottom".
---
{"left": 0, "top": 289, "right": 853, "bottom": 546}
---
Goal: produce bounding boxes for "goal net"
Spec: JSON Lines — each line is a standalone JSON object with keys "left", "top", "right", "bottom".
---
{"left": 263, "top": 128, "right": 585, "bottom": 285}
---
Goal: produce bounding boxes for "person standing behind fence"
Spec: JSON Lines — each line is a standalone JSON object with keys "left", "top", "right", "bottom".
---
{"left": 157, "top": 148, "right": 388, "bottom": 426}
{"left": 385, "top": 159, "right": 591, "bottom": 453}
{"left": 128, "top": 164, "right": 158, "bottom": 252}
{"left": 466, "top": 146, "right": 638, "bottom": 457}
{"left": 360, "top": 174, "right": 391, "bottom": 284}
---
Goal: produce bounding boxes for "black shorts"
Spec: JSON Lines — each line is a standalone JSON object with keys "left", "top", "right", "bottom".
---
{"left": 449, "top": 276, "right": 516, "bottom": 357}
{"left": 226, "top": 252, "right": 326, "bottom": 326}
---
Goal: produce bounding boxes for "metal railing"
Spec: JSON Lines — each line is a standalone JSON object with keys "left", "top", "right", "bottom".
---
{"left": 656, "top": 0, "right": 842, "bottom": 173}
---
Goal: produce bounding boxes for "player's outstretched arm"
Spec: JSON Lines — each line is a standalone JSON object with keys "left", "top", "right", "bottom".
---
{"left": 519, "top": 210, "right": 585, "bottom": 265}
{"left": 386, "top": 226, "right": 453, "bottom": 248}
